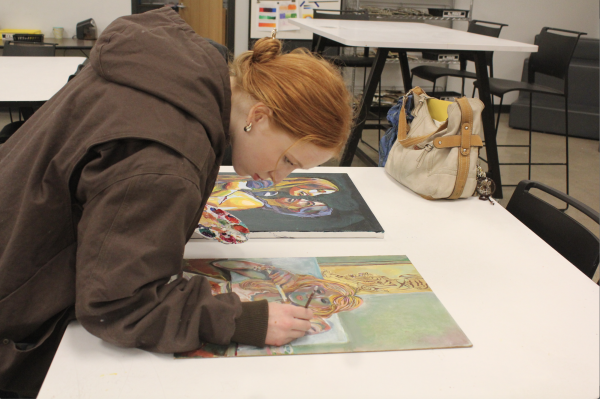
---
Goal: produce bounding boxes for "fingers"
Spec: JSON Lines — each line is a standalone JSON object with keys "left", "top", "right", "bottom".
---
{"left": 265, "top": 303, "right": 316, "bottom": 346}
{"left": 287, "top": 305, "right": 313, "bottom": 321}
{"left": 290, "top": 317, "right": 312, "bottom": 332}
{"left": 287, "top": 329, "right": 307, "bottom": 340}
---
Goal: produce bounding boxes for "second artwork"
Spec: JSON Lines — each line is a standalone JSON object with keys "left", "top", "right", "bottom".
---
{"left": 176, "top": 255, "right": 472, "bottom": 359}
{"left": 193, "top": 173, "right": 384, "bottom": 239}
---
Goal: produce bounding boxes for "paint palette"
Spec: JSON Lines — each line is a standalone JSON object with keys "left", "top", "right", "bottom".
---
{"left": 196, "top": 206, "right": 249, "bottom": 244}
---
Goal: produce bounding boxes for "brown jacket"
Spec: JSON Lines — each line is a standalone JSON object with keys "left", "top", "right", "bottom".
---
{"left": 0, "top": 8, "right": 267, "bottom": 396}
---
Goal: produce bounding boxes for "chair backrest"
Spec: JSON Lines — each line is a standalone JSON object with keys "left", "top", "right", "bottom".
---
{"left": 312, "top": 10, "right": 369, "bottom": 53}
{"left": 68, "top": 59, "right": 90, "bottom": 82}
{"left": 3, "top": 42, "right": 56, "bottom": 57}
{"left": 461, "top": 20, "right": 508, "bottom": 69}
{"left": 528, "top": 27, "right": 586, "bottom": 82}
{"left": 467, "top": 20, "right": 507, "bottom": 38}
{"left": 314, "top": 9, "right": 369, "bottom": 21}
{"left": 506, "top": 180, "right": 599, "bottom": 281}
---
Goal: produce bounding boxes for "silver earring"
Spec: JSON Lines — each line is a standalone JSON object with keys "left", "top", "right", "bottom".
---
{"left": 243, "top": 123, "right": 252, "bottom": 132}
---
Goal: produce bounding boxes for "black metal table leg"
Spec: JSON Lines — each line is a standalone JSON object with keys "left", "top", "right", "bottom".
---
{"left": 473, "top": 51, "right": 503, "bottom": 199}
{"left": 340, "top": 48, "right": 389, "bottom": 167}
{"left": 398, "top": 50, "right": 413, "bottom": 90}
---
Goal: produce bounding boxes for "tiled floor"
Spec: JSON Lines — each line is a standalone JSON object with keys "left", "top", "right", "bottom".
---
{"left": 325, "top": 113, "right": 600, "bottom": 240}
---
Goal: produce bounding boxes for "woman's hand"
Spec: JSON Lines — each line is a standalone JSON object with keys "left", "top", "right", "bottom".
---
{"left": 265, "top": 302, "right": 313, "bottom": 346}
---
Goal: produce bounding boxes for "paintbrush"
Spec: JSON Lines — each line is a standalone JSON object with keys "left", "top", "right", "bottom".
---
{"left": 275, "top": 284, "right": 288, "bottom": 303}
{"left": 304, "top": 286, "right": 318, "bottom": 308}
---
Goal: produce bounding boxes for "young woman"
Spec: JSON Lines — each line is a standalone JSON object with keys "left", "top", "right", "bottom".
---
{"left": 0, "top": 6, "right": 352, "bottom": 397}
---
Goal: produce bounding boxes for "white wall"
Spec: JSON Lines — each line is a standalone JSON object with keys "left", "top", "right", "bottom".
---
{"left": 2, "top": 0, "right": 597, "bottom": 105}
{"left": 0, "top": 0, "right": 247, "bottom": 57}
{"left": 234, "top": 0, "right": 250, "bottom": 57}
{"left": 0, "top": 0, "right": 130, "bottom": 40}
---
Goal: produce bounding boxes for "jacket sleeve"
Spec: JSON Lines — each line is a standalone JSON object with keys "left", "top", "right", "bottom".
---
{"left": 74, "top": 140, "right": 268, "bottom": 352}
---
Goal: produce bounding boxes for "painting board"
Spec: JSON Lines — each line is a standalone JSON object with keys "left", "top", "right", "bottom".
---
{"left": 175, "top": 255, "right": 472, "bottom": 359}
{"left": 192, "top": 173, "right": 384, "bottom": 239}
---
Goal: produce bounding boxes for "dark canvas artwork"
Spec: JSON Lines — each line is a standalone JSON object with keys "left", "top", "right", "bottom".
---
{"left": 192, "top": 173, "right": 384, "bottom": 238}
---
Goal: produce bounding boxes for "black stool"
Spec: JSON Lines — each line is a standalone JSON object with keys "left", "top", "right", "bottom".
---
{"left": 474, "top": 27, "right": 586, "bottom": 199}
{"left": 411, "top": 20, "right": 507, "bottom": 96}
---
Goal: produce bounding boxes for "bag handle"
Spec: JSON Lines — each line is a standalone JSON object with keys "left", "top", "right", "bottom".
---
{"left": 400, "top": 121, "right": 448, "bottom": 148}
{"left": 448, "top": 97, "right": 474, "bottom": 199}
{"left": 397, "top": 87, "right": 425, "bottom": 142}
{"left": 398, "top": 87, "right": 447, "bottom": 148}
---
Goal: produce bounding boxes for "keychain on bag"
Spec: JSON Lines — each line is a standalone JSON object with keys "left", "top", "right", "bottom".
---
{"left": 476, "top": 165, "right": 496, "bottom": 205}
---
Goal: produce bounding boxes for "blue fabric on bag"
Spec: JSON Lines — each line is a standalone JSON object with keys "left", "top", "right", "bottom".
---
{"left": 378, "top": 94, "right": 415, "bottom": 167}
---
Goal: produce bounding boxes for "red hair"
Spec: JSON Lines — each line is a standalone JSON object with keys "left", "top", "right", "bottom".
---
{"left": 230, "top": 37, "right": 354, "bottom": 156}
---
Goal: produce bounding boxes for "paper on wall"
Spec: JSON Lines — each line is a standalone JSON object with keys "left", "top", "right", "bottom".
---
{"left": 257, "top": 1, "right": 278, "bottom": 31}
{"left": 278, "top": 2, "right": 299, "bottom": 31}
{"left": 301, "top": 3, "right": 315, "bottom": 18}
{"left": 257, "top": 1, "right": 300, "bottom": 32}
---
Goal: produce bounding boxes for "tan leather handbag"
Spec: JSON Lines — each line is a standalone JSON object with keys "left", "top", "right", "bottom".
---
{"left": 384, "top": 87, "right": 485, "bottom": 200}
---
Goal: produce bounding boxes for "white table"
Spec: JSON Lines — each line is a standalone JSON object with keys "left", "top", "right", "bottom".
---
{"left": 38, "top": 167, "right": 599, "bottom": 399}
{"left": 290, "top": 20, "right": 536, "bottom": 51}
{"left": 0, "top": 56, "right": 86, "bottom": 107}
{"left": 290, "top": 19, "right": 538, "bottom": 199}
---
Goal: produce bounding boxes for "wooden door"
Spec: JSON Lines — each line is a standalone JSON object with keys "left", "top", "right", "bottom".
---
{"left": 179, "top": 0, "right": 226, "bottom": 45}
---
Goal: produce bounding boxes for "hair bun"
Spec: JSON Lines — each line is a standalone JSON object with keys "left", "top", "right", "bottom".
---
{"left": 251, "top": 37, "right": 282, "bottom": 64}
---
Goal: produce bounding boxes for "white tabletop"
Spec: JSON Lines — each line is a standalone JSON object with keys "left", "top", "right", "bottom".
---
{"left": 290, "top": 19, "right": 538, "bottom": 52}
{"left": 0, "top": 56, "right": 86, "bottom": 103}
{"left": 38, "top": 167, "right": 599, "bottom": 399}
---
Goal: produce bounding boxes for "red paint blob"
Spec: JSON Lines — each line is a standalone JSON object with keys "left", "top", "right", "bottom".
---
{"left": 225, "top": 215, "right": 239, "bottom": 223}
{"left": 220, "top": 233, "right": 237, "bottom": 244}
{"left": 233, "top": 225, "right": 249, "bottom": 233}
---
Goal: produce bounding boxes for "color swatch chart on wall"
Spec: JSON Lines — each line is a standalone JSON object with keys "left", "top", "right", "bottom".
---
{"left": 250, "top": 0, "right": 341, "bottom": 40}
{"left": 257, "top": 1, "right": 299, "bottom": 31}
{"left": 258, "top": 1, "right": 298, "bottom": 31}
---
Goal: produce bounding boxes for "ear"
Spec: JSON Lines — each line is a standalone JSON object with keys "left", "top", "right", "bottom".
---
{"left": 247, "top": 102, "right": 273, "bottom": 125}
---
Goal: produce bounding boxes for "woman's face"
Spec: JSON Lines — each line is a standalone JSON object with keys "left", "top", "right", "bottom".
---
{"left": 230, "top": 107, "right": 334, "bottom": 184}
{"left": 289, "top": 187, "right": 336, "bottom": 196}
{"left": 288, "top": 285, "right": 336, "bottom": 309}
{"left": 272, "top": 197, "right": 321, "bottom": 208}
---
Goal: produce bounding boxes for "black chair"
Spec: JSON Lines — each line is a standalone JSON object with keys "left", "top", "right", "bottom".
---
{"left": 506, "top": 180, "right": 599, "bottom": 283}
{"left": 312, "top": 9, "right": 371, "bottom": 66}
{"left": 67, "top": 59, "right": 90, "bottom": 82}
{"left": 474, "top": 27, "right": 586, "bottom": 197}
{"left": 312, "top": 9, "right": 388, "bottom": 148}
{"left": 411, "top": 20, "right": 507, "bottom": 97}
{"left": 312, "top": 9, "right": 373, "bottom": 93}
{"left": 0, "top": 122, "right": 24, "bottom": 144}
{"left": 3, "top": 41, "right": 57, "bottom": 57}
{"left": 1, "top": 42, "right": 57, "bottom": 144}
